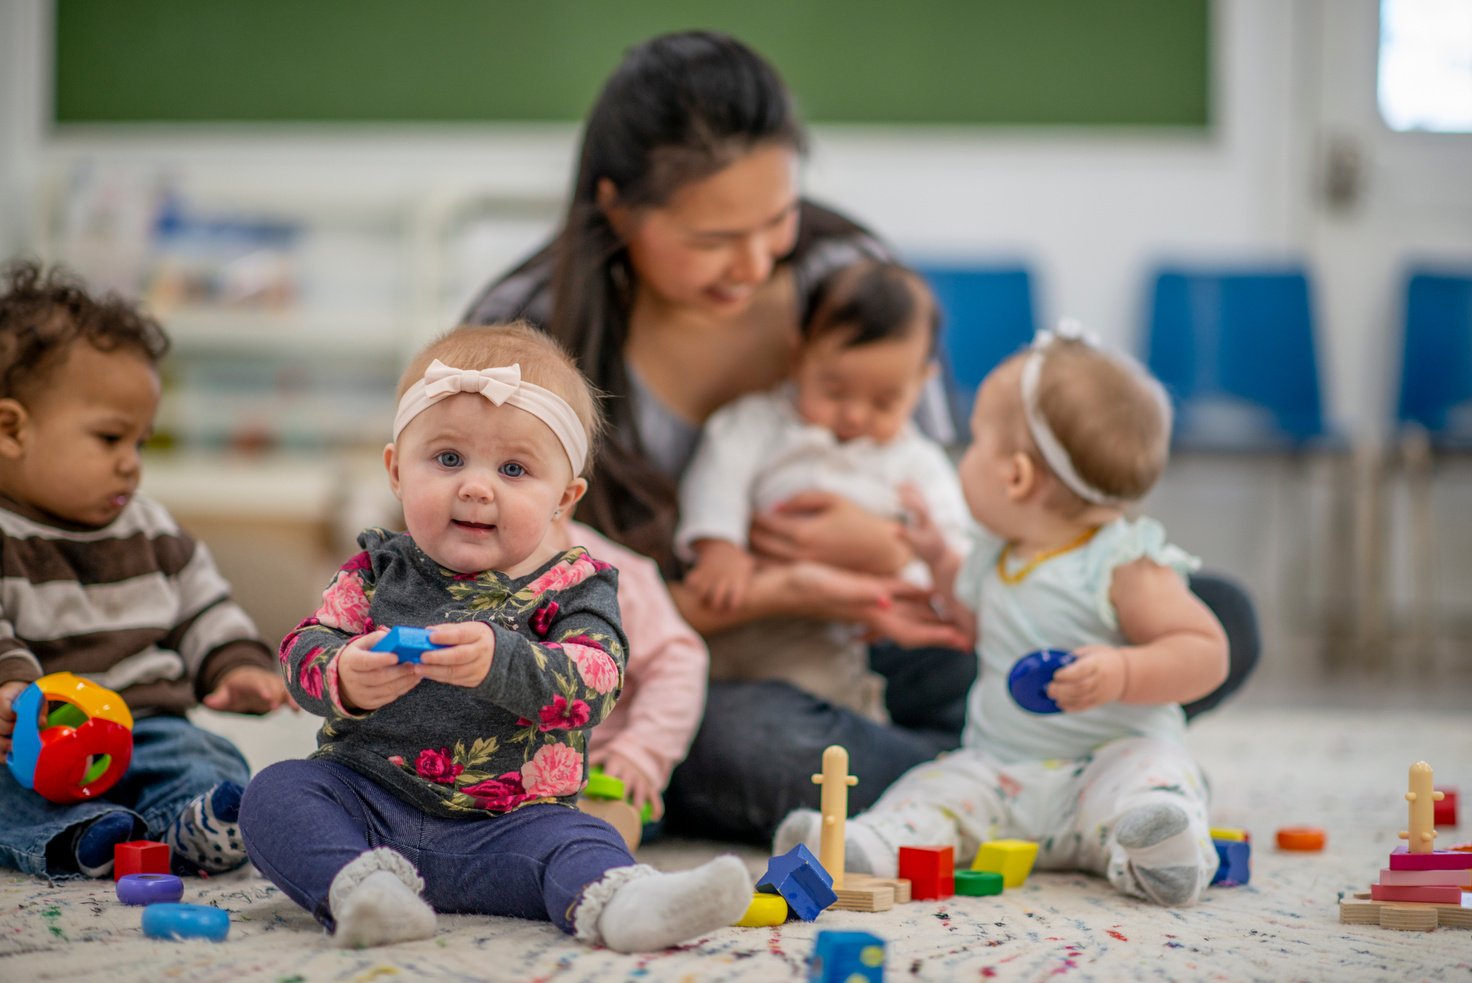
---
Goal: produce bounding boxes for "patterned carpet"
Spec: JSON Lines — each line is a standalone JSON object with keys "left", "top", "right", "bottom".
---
{"left": 3, "top": 705, "right": 1469, "bottom": 982}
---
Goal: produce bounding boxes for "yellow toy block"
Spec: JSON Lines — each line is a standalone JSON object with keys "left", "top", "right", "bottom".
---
{"left": 1210, "top": 827, "right": 1249, "bottom": 842}
{"left": 971, "top": 839, "right": 1039, "bottom": 888}
{"left": 735, "top": 892, "right": 788, "bottom": 927}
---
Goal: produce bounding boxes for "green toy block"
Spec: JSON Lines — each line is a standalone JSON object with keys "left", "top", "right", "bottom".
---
{"left": 584, "top": 769, "right": 626, "bottom": 801}
{"left": 954, "top": 870, "right": 1004, "bottom": 896}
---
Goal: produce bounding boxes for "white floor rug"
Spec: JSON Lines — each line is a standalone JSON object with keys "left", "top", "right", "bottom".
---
{"left": 3, "top": 704, "right": 1468, "bottom": 982}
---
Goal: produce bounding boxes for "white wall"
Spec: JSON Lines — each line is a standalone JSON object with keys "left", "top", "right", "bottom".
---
{"left": 0, "top": 0, "right": 47, "bottom": 258}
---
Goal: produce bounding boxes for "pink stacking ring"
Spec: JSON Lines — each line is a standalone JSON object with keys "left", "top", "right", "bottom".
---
{"left": 116, "top": 873, "right": 184, "bottom": 906}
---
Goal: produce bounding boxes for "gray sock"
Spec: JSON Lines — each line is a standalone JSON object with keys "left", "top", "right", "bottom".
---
{"left": 1114, "top": 802, "right": 1189, "bottom": 850}
{"left": 1132, "top": 865, "right": 1202, "bottom": 906}
{"left": 772, "top": 808, "right": 894, "bottom": 878}
{"left": 1112, "top": 802, "right": 1202, "bottom": 907}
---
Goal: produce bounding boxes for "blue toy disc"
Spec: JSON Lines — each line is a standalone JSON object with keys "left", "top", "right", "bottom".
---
{"left": 117, "top": 873, "right": 184, "bottom": 906}
{"left": 141, "top": 902, "right": 230, "bottom": 941}
{"left": 1007, "top": 649, "right": 1076, "bottom": 714}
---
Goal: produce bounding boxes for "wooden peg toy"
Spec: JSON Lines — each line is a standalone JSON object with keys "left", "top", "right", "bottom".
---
{"left": 1400, "top": 761, "right": 1443, "bottom": 854}
{"left": 812, "top": 745, "right": 858, "bottom": 890}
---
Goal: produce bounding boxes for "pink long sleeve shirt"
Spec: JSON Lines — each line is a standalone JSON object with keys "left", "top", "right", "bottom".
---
{"left": 556, "top": 521, "right": 708, "bottom": 792}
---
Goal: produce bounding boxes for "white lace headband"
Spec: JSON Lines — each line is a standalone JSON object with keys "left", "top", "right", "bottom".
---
{"left": 393, "top": 360, "right": 588, "bottom": 475}
{"left": 1018, "top": 319, "right": 1135, "bottom": 507}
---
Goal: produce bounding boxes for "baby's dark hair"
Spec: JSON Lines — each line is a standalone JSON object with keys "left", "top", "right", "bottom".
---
{"left": 0, "top": 261, "right": 170, "bottom": 401}
{"left": 804, "top": 261, "right": 939, "bottom": 357}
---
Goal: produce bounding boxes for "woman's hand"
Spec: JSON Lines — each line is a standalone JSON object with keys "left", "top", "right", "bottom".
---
{"left": 749, "top": 491, "right": 911, "bottom": 575}
{"left": 854, "top": 581, "right": 973, "bottom": 651}
{"left": 0, "top": 679, "right": 31, "bottom": 756}
{"left": 203, "top": 665, "right": 299, "bottom": 715}
{"left": 785, "top": 564, "right": 969, "bottom": 650}
{"left": 591, "top": 749, "right": 663, "bottom": 822}
{"left": 1047, "top": 645, "right": 1128, "bottom": 712}
{"left": 420, "top": 621, "right": 497, "bottom": 689}
{"left": 337, "top": 629, "right": 419, "bottom": 712}
{"left": 684, "top": 539, "right": 757, "bottom": 612}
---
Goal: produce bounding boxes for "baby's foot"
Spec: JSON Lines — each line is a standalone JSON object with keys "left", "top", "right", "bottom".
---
{"left": 165, "top": 781, "right": 247, "bottom": 875}
{"left": 772, "top": 809, "right": 894, "bottom": 878}
{"left": 72, "top": 811, "right": 138, "bottom": 878}
{"left": 593, "top": 856, "right": 751, "bottom": 952}
{"left": 1111, "top": 802, "right": 1204, "bottom": 906}
{"left": 329, "top": 848, "right": 436, "bottom": 949}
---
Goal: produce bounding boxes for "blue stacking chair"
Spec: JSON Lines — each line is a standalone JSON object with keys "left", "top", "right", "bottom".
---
{"left": 1144, "top": 266, "right": 1334, "bottom": 450}
{"left": 1392, "top": 269, "right": 1472, "bottom": 663}
{"left": 913, "top": 263, "right": 1037, "bottom": 427}
{"left": 1396, "top": 270, "right": 1472, "bottom": 448}
{"left": 1141, "top": 264, "right": 1351, "bottom": 664}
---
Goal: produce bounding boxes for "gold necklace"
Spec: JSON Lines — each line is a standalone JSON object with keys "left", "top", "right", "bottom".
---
{"left": 996, "top": 526, "right": 1101, "bottom": 585}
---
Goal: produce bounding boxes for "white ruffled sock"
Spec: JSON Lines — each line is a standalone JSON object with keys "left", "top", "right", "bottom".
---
{"left": 579, "top": 856, "right": 751, "bottom": 953}
{"left": 328, "top": 848, "right": 437, "bottom": 948}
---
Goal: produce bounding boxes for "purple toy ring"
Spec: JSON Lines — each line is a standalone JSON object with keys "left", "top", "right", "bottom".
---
{"left": 116, "top": 873, "right": 184, "bottom": 906}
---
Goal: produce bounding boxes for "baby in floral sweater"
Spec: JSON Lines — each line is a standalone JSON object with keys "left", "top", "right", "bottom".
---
{"left": 239, "top": 324, "right": 752, "bottom": 951}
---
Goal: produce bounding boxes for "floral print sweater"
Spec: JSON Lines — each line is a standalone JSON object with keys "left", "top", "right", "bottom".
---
{"left": 279, "top": 528, "right": 626, "bottom": 818}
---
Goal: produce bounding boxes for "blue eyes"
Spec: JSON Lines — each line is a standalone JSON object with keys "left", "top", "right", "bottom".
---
{"left": 433, "top": 452, "right": 526, "bottom": 478}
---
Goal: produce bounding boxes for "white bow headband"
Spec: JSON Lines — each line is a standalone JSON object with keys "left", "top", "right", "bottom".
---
{"left": 393, "top": 360, "right": 589, "bottom": 475}
{"left": 1018, "top": 318, "right": 1150, "bottom": 507}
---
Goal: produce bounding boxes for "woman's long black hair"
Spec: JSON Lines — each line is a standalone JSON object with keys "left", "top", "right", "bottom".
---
{"left": 542, "top": 31, "right": 807, "bottom": 571}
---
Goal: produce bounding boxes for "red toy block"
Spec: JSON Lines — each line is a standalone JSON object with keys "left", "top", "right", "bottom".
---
{"left": 1434, "top": 787, "right": 1458, "bottom": 828}
{"left": 114, "top": 840, "right": 170, "bottom": 881}
{"left": 1387, "top": 846, "right": 1472, "bottom": 871}
{"left": 898, "top": 846, "right": 954, "bottom": 901}
{"left": 1369, "top": 882, "right": 1465, "bottom": 904}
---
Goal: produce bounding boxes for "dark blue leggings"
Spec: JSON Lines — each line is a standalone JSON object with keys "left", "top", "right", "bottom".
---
{"left": 240, "top": 759, "right": 634, "bottom": 932}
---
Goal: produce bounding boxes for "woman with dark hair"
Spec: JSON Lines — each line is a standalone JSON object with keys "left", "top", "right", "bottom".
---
{"left": 465, "top": 30, "right": 1258, "bottom": 842}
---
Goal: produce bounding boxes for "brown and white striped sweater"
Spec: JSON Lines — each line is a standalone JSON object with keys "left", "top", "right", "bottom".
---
{"left": 0, "top": 494, "right": 273, "bottom": 715}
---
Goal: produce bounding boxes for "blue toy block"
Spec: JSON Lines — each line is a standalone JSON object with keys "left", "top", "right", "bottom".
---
{"left": 757, "top": 843, "right": 836, "bottom": 921}
{"left": 371, "top": 626, "right": 441, "bottom": 665}
{"left": 1211, "top": 838, "right": 1251, "bottom": 886}
{"left": 809, "top": 929, "right": 886, "bottom": 982}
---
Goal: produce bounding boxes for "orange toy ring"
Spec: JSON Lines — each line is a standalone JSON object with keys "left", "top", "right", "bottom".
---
{"left": 1276, "top": 826, "right": 1326, "bottom": 851}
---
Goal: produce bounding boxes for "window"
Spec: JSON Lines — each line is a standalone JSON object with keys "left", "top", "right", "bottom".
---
{"left": 1379, "top": 0, "right": 1472, "bottom": 132}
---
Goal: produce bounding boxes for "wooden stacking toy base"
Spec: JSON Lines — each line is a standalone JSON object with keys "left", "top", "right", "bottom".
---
{"left": 830, "top": 874, "right": 911, "bottom": 912}
{"left": 1340, "top": 894, "right": 1472, "bottom": 932}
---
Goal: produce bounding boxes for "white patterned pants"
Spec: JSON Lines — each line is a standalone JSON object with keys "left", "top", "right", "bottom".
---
{"left": 851, "top": 737, "right": 1218, "bottom": 899}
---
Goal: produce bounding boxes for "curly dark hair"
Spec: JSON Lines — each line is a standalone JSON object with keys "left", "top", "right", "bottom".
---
{"left": 0, "top": 260, "right": 170, "bottom": 401}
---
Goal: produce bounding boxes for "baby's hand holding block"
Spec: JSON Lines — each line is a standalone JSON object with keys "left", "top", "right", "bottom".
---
{"left": 371, "top": 626, "right": 442, "bottom": 665}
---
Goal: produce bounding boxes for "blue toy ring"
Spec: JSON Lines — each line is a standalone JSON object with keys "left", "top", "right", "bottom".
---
{"left": 141, "top": 902, "right": 230, "bottom": 941}
{"left": 117, "top": 873, "right": 184, "bottom": 906}
{"left": 1008, "top": 649, "right": 1076, "bottom": 714}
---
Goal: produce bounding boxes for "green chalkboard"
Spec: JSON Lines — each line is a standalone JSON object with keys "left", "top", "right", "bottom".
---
{"left": 54, "top": 0, "right": 1209, "bottom": 126}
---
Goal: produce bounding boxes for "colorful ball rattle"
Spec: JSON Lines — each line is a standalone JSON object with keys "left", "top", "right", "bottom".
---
{"left": 5, "top": 671, "right": 133, "bottom": 802}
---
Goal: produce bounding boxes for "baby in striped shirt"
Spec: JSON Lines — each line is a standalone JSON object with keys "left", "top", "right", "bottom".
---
{"left": 0, "top": 261, "right": 290, "bottom": 880}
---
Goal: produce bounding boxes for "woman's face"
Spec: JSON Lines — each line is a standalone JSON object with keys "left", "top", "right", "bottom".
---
{"left": 612, "top": 142, "right": 800, "bottom": 318}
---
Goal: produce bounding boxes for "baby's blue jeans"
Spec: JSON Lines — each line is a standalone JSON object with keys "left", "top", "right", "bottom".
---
{"left": 0, "top": 713, "right": 250, "bottom": 877}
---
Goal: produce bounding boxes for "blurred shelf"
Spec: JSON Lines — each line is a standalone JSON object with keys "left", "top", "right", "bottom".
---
{"left": 160, "top": 306, "right": 409, "bottom": 359}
